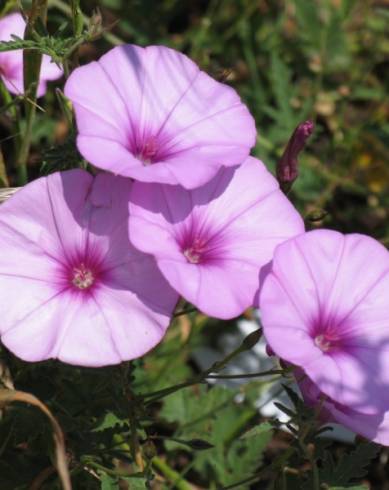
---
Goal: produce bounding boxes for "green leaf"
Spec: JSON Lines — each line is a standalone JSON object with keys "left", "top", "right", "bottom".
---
{"left": 100, "top": 474, "right": 118, "bottom": 490}
{"left": 320, "top": 442, "right": 380, "bottom": 486}
{"left": 241, "top": 421, "right": 273, "bottom": 440}
{"left": 324, "top": 11, "right": 350, "bottom": 71}
{"left": 293, "top": 0, "right": 322, "bottom": 50}
{"left": 100, "top": 474, "right": 148, "bottom": 490}
{"left": 269, "top": 52, "right": 294, "bottom": 128}
{"left": 120, "top": 476, "right": 148, "bottom": 489}
{"left": 92, "top": 412, "right": 128, "bottom": 432}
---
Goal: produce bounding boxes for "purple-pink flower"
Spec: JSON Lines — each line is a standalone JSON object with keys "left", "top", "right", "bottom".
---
{"left": 298, "top": 373, "right": 389, "bottom": 446}
{"left": 128, "top": 157, "right": 304, "bottom": 319}
{"left": 64, "top": 44, "right": 256, "bottom": 189}
{"left": 0, "top": 170, "right": 178, "bottom": 366}
{"left": 0, "top": 12, "right": 62, "bottom": 96}
{"left": 259, "top": 229, "right": 389, "bottom": 415}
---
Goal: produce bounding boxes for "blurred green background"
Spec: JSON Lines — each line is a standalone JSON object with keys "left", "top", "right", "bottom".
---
{"left": 1, "top": 1, "right": 389, "bottom": 489}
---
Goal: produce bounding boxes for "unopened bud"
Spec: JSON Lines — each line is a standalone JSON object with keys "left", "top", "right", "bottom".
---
{"left": 241, "top": 328, "right": 262, "bottom": 350}
{"left": 277, "top": 120, "right": 314, "bottom": 193}
{"left": 88, "top": 9, "right": 103, "bottom": 40}
{"left": 143, "top": 440, "right": 157, "bottom": 459}
{"left": 186, "top": 438, "right": 214, "bottom": 450}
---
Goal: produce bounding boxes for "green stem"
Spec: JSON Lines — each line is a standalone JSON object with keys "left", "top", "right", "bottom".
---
{"left": 143, "top": 379, "right": 203, "bottom": 404}
{"left": 0, "top": 79, "right": 19, "bottom": 184}
{"left": 16, "top": 102, "right": 35, "bottom": 184}
{"left": 121, "top": 363, "right": 145, "bottom": 472}
{"left": 311, "top": 458, "right": 320, "bottom": 490}
{"left": 143, "top": 330, "right": 262, "bottom": 404}
{"left": 70, "top": 0, "right": 83, "bottom": 37}
{"left": 206, "top": 369, "right": 285, "bottom": 379}
{"left": 152, "top": 456, "right": 192, "bottom": 490}
{"left": 173, "top": 306, "right": 197, "bottom": 317}
{"left": 17, "top": 0, "right": 48, "bottom": 185}
{"left": 81, "top": 459, "right": 143, "bottom": 479}
{"left": 48, "top": 0, "right": 123, "bottom": 45}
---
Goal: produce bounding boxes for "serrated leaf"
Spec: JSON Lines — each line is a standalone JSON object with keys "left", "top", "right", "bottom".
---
{"left": 100, "top": 474, "right": 148, "bottom": 489}
{"left": 223, "top": 423, "right": 273, "bottom": 486}
{"left": 241, "top": 421, "right": 273, "bottom": 440}
{"left": 320, "top": 442, "right": 379, "bottom": 486}
{"left": 93, "top": 412, "right": 128, "bottom": 432}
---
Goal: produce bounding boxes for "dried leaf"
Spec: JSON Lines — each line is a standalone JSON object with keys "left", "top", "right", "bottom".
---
{"left": 0, "top": 389, "right": 72, "bottom": 490}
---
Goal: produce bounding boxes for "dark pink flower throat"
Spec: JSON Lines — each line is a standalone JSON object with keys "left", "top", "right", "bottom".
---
{"left": 62, "top": 249, "right": 105, "bottom": 294}
{"left": 311, "top": 317, "right": 350, "bottom": 354}
{"left": 177, "top": 220, "right": 225, "bottom": 265}
{"left": 130, "top": 132, "right": 173, "bottom": 166}
{"left": 183, "top": 237, "right": 208, "bottom": 264}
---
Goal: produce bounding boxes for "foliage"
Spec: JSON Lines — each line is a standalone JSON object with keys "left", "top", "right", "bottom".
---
{"left": 0, "top": 0, "right": 388, "bottom": 489}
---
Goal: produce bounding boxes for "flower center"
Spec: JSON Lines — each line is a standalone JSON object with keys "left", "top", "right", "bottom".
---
{"left": 137, "top": 137, "right": 159, "bottom": 165}
{"left": 183, "top": 238, "right": 207, "bottom": 264}
{"left": 72, "top": 263, "right": 94, "bottom": 290}
{"left": 314, "top": 332, "right": 341, "bottom": 352}
{"left": 314, "top": 334, "right": 331, "bottom": 352}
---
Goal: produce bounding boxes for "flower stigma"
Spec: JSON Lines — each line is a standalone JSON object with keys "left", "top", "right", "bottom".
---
{"left": 137, "top": 137, "right": 159, "bottom": 165}
{"left": 183, "top": 238, "right": 208, "bottom": 264}
{"left": 72, "top": 263, "right": 94, "bottom": 290}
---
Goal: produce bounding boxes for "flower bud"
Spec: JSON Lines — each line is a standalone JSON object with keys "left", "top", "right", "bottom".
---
{"left": 277, "top": 120, "right": 314, "bottom": 193}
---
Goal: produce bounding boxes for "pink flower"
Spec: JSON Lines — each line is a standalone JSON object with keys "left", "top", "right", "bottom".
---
{"left": 128, "top": 157, "right": 304, "bottom": 319}
{"left": 298, "top": 373, "right": 389, "bottom": 446}
{"left": 0, "top": 13, "right": 62, "bottom": 96}
{"left": 64, "top": 44, "right": 256, "bottom": 189}
{"left": 259, "top": 229, "right": 389, "bottom": 415}
{"left": 0, "top": 170, "right": 178, "bottom": 366}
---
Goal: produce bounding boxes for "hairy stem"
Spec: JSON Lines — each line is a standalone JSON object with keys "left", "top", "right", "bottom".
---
{"left": 17, "top": 0, "right": 48, "bottom": 184}
{"left": 152, "top": 456, "right": 192, "bottom": 490}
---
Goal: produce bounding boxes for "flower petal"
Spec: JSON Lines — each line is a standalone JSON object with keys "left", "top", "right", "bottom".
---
{"left": 129, "top": 157, "right": 304, "bottom": 318}
{"left": 260, "top": 229, "right": 389, "bottom": 414}
{"left": 65, "top": 44, "right": 256, "bottom": 188}
{"left": 0, "top": 170, "right": 178, "bottom": 365}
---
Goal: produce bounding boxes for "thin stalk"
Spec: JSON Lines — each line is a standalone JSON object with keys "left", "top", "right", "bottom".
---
{"left": 122, "top": 363, "right": 145, "bottom": 472}
{"left": 143, "top": 330, "right": 263, "bottom": 404}
{"left": 70, "top": 0, "right": 83, "bottom": 37}
{"left": 17, "top": 0, "right": 48, "bottom": 185}
{"left": 0, "top": 78, "right": 21, "bottom": 180}
{"left": 143, "top": 346, "right": 245, "bottom": 403}
{"left": 311, "top": 459, "right": 320, "bottom": 490}
{"left": 173, "top": 306, "right": 197, "bottom": 317}
{"left": 206, "top": 369, "right": 285, "bottom": 379}
{"left": 152, "top": 456, "right": 192, "bottom": 490}
{"left": 48, "top": 0, "right": 123, "bottom": 46}
{"left": 16, "top": 101, "right": 35, "bottom": 184}
{"left": 81, "top": 459, "right": 139, "bottom": 478}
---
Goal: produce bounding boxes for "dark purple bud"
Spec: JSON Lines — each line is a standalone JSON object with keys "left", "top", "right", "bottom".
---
{"left": 276, "top": 120, "right": 314, "bottom": 193}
